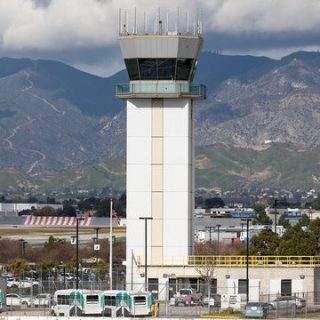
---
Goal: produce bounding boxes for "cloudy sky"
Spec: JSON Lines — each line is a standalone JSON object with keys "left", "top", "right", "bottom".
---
{"left": 1, "top": 0, "right": 320, "bottom": 76}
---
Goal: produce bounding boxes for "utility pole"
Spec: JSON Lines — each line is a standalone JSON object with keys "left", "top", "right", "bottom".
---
{"left": 274, "top": 199, "right": 278, "bottom": 234}
{"left": 109, "top": 198, "right": 113, "bottom": 290}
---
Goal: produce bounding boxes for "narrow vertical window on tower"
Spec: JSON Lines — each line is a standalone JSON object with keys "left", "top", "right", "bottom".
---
{"left": 125, "top": 59, "right": 140, "bottom": 80}
{"left": 176, "top": 58, "right": 194, "bottom": 80}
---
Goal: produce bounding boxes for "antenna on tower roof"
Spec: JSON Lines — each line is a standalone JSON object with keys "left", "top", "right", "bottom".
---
{"left": 125, "top": 9, "right": 128, "bottom": 34}
{"left": 158, "top": 7, "right": 161, "bottom": 35}
{"left": 196, "top": 8, "right": 203, "bottom": 35}
{"left": 119, "top": 8, "right": 121, "bottom": 34}
{"left": 143, "top": 11, "right": 147, "bottom": 34}
{"left": 199, "top": 8, "right": 203, "bottom": 34}
{"left": 186, "top": 11, "right": 190, "bottom": 34}
{"left": 177, "top": 7, "right": 180, "bottom": 34}
{"left": 134, "top": 7, "right": 137, "bottom": 34}
{"left": 166, "top": 12, "right": 169, "bottom": 34}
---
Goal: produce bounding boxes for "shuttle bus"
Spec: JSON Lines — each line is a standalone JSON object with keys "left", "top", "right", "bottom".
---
{"left": 52, "top": 289, "right": 154, "bottom": 317}
{"left": 102, "top": 290, "right": 154, "bottom": 317}
{"left": 52, "top": 289, "right": 103, "bottom": 316}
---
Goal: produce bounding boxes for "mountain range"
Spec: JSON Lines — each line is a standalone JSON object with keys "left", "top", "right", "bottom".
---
{"left": 1, "top": 51, "right": 320, "bottom": 193}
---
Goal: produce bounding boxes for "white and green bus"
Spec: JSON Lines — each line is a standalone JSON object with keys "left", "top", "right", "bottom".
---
{"left": 52, "top": 289, "right": 103, "bottom": 316}
{"left": 102, "top": 290, "right": 154, "bottom": 317}
{"left": 52, "top": 289, "right": 155, "bottom": 317}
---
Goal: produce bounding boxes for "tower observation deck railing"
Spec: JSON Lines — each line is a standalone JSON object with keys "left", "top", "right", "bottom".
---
{"left": 116, "top": 83, "right": 206, "bottom": 99}
{"left": 136, "top": 256, "right": 320, "bottom": 267}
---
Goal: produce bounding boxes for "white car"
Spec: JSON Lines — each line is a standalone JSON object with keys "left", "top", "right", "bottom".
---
{"left": 6, "top": 278, "right": 19, "bottom": 288}
{"left": 6, "top": 294, "right": 32, "bottom": 308}
{"left": 6, "top": 278, "right": 39, "bottom": 289}
{"left": 32, "top": 294, "right": 52, "bottom": 307}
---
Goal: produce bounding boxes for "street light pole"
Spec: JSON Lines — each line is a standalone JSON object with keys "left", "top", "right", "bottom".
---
{"left": 76, "top": 217, "right": 84, "bottom": 290}
{"left": 205, "top": 226, "right": 215, "bottom": 242}
{"left": 216, "top": 224, "right": 221, "bottom": 255}
{"left": 241, "top": 218, "right": 252, "bottom": 304}
{"left": 274, "top": 199, "right": 278, "bottom": 234}
{"left": 19, "top": 239, "right": 26, "bottom": 258}
{"left": 109, "top": 198, "right": 113, "bottom": 290}
{"left": 139, "top": 217, "right": 153, "bottom": 292}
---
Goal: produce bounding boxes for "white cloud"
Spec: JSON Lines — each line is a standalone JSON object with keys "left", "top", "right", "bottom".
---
{"left": 72, "top": 56, "right": 124, "bottom": 77}
{"left": 1, "top": 0, "right": 320, "bottom": 51}
{"left": 207, "top": 0, "right": 320, "bottom": 33}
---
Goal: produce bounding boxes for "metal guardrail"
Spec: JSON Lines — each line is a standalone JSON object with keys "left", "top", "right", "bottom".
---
{"left": 115, "top": 83, "right": 206, "bottom": 99}
{"left": 136, "top": 256, "right": 320, "bottom": 267}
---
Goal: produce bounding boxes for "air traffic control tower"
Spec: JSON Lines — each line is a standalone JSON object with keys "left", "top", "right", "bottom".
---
{"left": 116, "top": 14, "right": 206, "bottom": 293}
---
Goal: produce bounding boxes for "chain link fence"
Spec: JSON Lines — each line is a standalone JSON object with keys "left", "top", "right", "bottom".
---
{"left": 3, "top": 276, "right": 320, "bottom": 318}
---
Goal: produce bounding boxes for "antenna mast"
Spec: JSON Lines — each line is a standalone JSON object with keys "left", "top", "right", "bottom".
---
{"left": 119, "top": 8, "right": 121, "bottom": 34}
{"left": 134, "top": 7, "right": 137, "bottom": 34}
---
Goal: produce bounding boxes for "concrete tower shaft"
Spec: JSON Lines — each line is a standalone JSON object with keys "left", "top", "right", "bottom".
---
{"left": 117, "top": 31, "right": 205, "bottom": 292}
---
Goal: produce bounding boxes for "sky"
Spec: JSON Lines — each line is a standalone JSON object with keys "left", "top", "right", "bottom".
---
{"left": 1, "top": 0, "right": 320, "bottom": 76}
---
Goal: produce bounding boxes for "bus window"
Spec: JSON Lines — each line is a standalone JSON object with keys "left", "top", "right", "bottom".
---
{"left": 86, "top": 295, "right": 99, "bottom": 304}
{"left": 105, "top": 296, "right": 116, "bottom": 306}
{"left": 134, "top": 296, "right": 146, "bottom": 305}
{"left": 57, "top": 295, "right": 70, "bottom": 305}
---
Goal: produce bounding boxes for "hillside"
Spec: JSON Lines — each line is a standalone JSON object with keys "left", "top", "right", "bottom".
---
{"left": 1, "top": 52, "right": 320, "bottom": 192}
{"left": 196, "top": 51, "right": 320, "bottom": 146}
{"left": 1, "top": 144, "right": 320, "bottom": 195}
{"left": 195, "top": 143, "right": 320, "bottom": 192}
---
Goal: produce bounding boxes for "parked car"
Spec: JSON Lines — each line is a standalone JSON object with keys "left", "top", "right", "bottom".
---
{"left": 6, "top": 278, "right": 39, "bottom": 289}
{"left": 271, "top": 296, "right": 306, "bottom": 309}
{"left": 245, "top": 302, "right": 273, "bottom": 319}
{"left": 6, "top": 278, "right": 19, "bottom": 288}
{"left": 269, "top": 296, "right": 297, "bottom": 311}
{"left": 291, "top": 296, "right": 306, "bottom": 309}
{"left": 6, "top": 294, "right": 32, "bottom": 308}
{"left": 174, "top": 288, "right": 203, "bottom": 306}
{"left": 32, "top": 293, "right": 52, "bottom": 307}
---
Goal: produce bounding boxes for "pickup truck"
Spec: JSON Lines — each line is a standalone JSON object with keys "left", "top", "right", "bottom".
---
{"left": 174, "top": 288, "right": 203, "bottom": 306}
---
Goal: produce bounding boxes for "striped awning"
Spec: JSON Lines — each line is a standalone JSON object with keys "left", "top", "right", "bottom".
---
{"left": 22, "top": 216, "right": 92, "bottom": 226}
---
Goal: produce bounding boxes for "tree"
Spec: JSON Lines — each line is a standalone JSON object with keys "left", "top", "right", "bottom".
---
{"left": 253, "top": 204, "right": 272, "bottom": 225}
{"left": 205, "top": 197, "right": 225, "bottom": 209}
{"left": 278, "top": 225, "right": 317, "bottom": 255}
{"left": 96, "top": 198, "right": 110, "bottom": 217}
{"left": 250, "top": 230, "right": 280, "bottom": 255}
{"left": 9, "top": 258, "right": 31, "bottom": 277}
{"left": 195, "top": 264, "right": 216, "bottom": 301}
{"left": 61, "top": 200, "right": 76, "bottom": 217}
{"left": 312, "top": 198, "right": 320, "bottom": 210}
{"left": 278, "top": 214, "right": 290, "bottom": 229}
{"left": 298, "top": 214, "right": 310, "bottom": 227}
{"left": 78, "top": 197, "right": 100, "bottom": 211}
{"left": 309, "top": 218, "right": 320, "bottom": 241}
{"left": 44, "top": 236, "right": 66, "bottom": 250}
{"left": 34, "top": 206, "right": 57, "bottom": 216}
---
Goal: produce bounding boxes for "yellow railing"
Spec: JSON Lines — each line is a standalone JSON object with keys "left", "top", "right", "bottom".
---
{"left": 136, "top": 256, "right": 320, "bottom": 267}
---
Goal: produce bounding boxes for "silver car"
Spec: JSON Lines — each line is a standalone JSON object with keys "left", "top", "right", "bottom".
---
{"left": 269, "top": 296, "right": 297, "bottom": 311}
{"left": 32, "top": 293, "right": 52, "bottom": 307}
